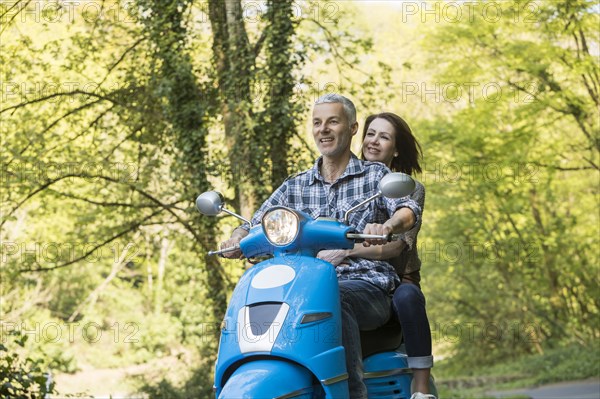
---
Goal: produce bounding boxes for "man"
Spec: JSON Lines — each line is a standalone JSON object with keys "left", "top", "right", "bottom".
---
{"left": 221, "top": 94, "right": 421, "bottom": 398}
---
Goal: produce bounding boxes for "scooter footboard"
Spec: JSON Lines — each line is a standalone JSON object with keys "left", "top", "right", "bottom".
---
{"left": 218, "top": 359, "right": 315, "bottom": 399}
{"left": 364, "top": 352, "right": 412, "bottom": 399}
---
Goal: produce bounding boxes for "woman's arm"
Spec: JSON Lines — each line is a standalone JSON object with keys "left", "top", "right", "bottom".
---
{"left": 317, "top": 240, "right": 406, "bottom": 265}
{"left": 349, "top": 239, "right": 406, "bottom": 260}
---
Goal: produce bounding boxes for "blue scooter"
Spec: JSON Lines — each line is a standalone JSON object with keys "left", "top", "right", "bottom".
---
{"left": 196, "top": 173, "right": 437, "bottom": 399}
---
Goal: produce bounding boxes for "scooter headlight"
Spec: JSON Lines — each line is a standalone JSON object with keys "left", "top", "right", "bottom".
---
{"left": 262, "top": 208, "right": 299, "bottom": 246}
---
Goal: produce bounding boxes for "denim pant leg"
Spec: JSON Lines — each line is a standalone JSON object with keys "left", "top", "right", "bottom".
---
{"left": 339, "top": 280, "right": 391, "bottom": 399}
{"left": 392, "top": 283, "right": 433, "bottom": 369}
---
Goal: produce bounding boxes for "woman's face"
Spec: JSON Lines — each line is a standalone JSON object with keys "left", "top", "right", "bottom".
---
{"left": 362, "top": 118, "right": 397, "bottom": 167}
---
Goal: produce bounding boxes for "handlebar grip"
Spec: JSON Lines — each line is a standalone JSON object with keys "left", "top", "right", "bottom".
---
{"left": 346, "top": 233, "right": 403, "bottom": 242}
{"left": 347, "top": 233, "right": 387, "bottom": 241}
{"left": 208, "top": 245, "right": 240, "bottom": 256}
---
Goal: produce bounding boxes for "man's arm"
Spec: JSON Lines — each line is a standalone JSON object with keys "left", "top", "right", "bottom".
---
{"left": 362, "top": 206, "right": 417, "bottom": 246}
{"left": 319, "top": 182, "right": 424, "bottom": 264}
{"left": 398, "top": 181, "right": 425, "bottom": 252}
{"left": 360, "top": 179, "right": 423, "bottom": 247}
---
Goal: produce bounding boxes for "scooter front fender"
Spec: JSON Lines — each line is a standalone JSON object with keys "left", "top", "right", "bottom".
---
{"left": 218, "top": 359, "right": 315, "bottom": 399}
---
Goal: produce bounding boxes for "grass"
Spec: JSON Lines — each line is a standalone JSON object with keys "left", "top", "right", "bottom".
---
{"left": 432, "top": 343, "right": 600, "bottom": 398}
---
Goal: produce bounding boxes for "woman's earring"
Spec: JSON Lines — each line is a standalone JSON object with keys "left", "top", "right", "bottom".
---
{"left": 394, "top": 153, "right": 399, "bottom": 157}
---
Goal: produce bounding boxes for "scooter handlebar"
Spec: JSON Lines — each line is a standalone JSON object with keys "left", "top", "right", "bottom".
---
{"left": 208, "top": 245, "right": 240, "bottom": 256}
{"left": 346, "top": 233, "right": 402, "bottom": 242}
{"left": 207, "top": 234, "right": 402, "bottom": 256}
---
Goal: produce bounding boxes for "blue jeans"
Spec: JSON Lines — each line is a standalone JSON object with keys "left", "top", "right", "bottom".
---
{"left": 392, "top": 282, "right": 433, "bottom": 369}
{"left": 339, "top": 280, "right": 391, "bottom": 399}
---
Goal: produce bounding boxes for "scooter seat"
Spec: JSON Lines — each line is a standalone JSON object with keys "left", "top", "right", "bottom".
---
{"left": 360, "top": 317, "right": 403, "bottom": 358}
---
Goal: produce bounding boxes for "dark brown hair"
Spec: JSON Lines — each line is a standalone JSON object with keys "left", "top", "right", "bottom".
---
{"left": 360, "top": 112, "right": 422, "bottom": 175}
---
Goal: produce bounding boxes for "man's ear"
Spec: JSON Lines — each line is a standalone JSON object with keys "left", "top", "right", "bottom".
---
{"left": 350, "top": 122, "right": 359, "bottom": 136}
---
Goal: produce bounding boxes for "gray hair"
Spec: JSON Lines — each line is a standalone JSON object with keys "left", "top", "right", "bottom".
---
{"left": 314, "top": 94, "right": 357, "bottom": 125}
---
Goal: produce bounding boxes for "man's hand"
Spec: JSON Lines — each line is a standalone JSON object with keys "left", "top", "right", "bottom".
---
{"left": 220, "top": 227, "right": 249, "bottom": 259}
{"left": 317, "top": 249, "right": 350, "bottom": 266}
{"left": 363, "top": 207, "right": 416, "bottom": 247}
{"left": 362, "top": 223, "right": 393, "bottom": 247}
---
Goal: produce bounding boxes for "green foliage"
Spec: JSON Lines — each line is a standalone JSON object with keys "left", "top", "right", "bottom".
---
{"left": 137, "top": 358, "right": 214, "bottom": 399}
{"left": 1, "top": 0, "right": 597, "bottom": 396}
{"left": 0, "top": 332, "right": 55, "bottom": 398}
{"left": 257, "top": 1, "right": 304, "bottom": 197}
{"left": 2, "top": 0, "right": 384, "bottom": 394}
{"left": 418, "top": 0, "right": 599, "bottom": 366}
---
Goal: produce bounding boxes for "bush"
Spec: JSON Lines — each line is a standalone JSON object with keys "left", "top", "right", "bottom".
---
{"left": 0, "top": 331, "right": 56, "bottom": 399}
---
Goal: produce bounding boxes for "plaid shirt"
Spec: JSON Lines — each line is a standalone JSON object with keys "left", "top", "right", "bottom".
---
{"left": 242, "top": 154, "right": 422, "bottom": 293}
{"left": 391, "top": 180, "right": 425, "bottom": 284}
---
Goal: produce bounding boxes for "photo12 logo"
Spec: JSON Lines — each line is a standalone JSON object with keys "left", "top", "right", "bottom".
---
{"left": 431, "top": 321, "right": 542, "bottom": 344}
{"left": 1, "top": 161, "right": 140, "bottom": 186}
{"left": 420, "top": 162, "right": 539, "bottom": 184}
{"left": 0, "top": 241, "right": 141, "bottom": 267}
{"left": 1, "top": 321, "right": 140, "bottom": 344}
{"left": 399, "top": 1, "right": 542, "bottom": 24}
{"left": 400, "top": 81, "right": 539, "bottom": 105}
{"left": 196, "top": 1, "right": 340, "bottom": 24}
{"left": 0, "top": 1, "right": 138, "bottom": 24}
{"left": 201, "top": 320, "right": 340, "bottom": 345}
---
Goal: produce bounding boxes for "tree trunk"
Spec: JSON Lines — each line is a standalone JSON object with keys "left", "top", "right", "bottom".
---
{"left": 143, "top": 0, "right": 227, "bottom": 320}
{"left": 209, "top": 0, "right": 258, "bottom": 219}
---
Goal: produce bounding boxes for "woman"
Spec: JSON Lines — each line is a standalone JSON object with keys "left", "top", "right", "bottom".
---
{"left": 360, "top": 112, "right": 433, "bottom": 399}
{"left": 320, "top": 113, "right": 433, "bottom": 398}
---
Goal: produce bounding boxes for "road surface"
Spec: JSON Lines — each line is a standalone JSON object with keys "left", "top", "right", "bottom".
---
{"left": 488, "top": 378, "right": 600, "bottom": 399}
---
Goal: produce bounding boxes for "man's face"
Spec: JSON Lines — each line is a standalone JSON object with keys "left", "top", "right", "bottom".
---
{"left": 312, "top": 102, "right": 358, "bottom": 159}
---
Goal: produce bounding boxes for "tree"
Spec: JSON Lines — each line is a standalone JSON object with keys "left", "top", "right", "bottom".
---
{"left": 1, "top": 0, "right": 391, "bottom": 394}
{"left": 418, "top": 0, "right": 599, "bottom": 365}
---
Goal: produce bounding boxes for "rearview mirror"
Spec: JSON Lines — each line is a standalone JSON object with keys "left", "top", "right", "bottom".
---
{"left": 343, "top": 172, "right": 416, "bottom": 223}
{"left": 195, "top": 191, "right": 251, "bottom": 225}
{"left": 379, "top": 173, "right": 415, "bottom": 198}
{"left": 196, "top": 191, "right": 224, "bottom": 216}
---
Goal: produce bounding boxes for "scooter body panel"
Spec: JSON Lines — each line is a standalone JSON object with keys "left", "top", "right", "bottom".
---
{"left": 364, "top": 351, "right": 413, "bottom": 399}
{"left": 218, "top": 359, "right": 314, "bottom": 399}
{"left": 214, "top": 255, "right": 349, "bottom": 397}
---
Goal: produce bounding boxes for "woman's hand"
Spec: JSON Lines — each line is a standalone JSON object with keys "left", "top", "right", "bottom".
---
{"left": 317, "top": 249, "right": 350, "bottom": 266}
